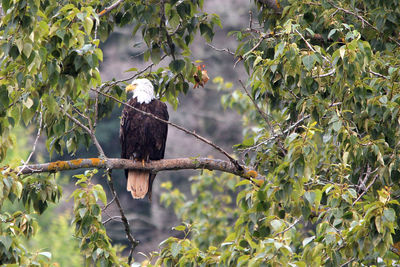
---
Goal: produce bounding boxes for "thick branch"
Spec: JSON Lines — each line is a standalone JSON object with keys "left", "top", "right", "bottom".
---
{"left": 14, "top": 157, "right": 261, "bottom": 181}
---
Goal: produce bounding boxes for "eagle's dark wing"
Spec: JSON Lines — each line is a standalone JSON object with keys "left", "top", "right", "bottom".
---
{"left": 147, "top": 100, "right": 169, "bottom": 160}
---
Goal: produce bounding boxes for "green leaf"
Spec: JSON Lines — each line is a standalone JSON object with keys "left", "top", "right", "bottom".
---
{"left": 23, "top": 97, "right": 34, "bottom": 109}
{"left": 0, "top": 235, "right": 12, "bottom": 250}
{"left": 83, "top": 17, "right": 94, "bottom": 34}
{"left": 302, "top": 236, "right": 315, "bottom": 247}
{"left": 383, "top": 208, "right": 395, "bottom": 222}
{"left": 124, "top": 67, "right": 138, "bottom": 73}
{"left": 171, "top": 242, "right": 181, "bottom": 258}
{"left": 38, "top": 251, "right": 52, "bottom": 260}
{"left": 2, "top": 0, "right": 11, "bottom": 11}
{"left": 270, "top": 219, "right": 283, "bottom": 232}
{"left": 93, "top": 184, "right": 107, "bottom": 205}
{"left": 173, "top": 225, "right": 186, "bottom": 231}
{"left": 302, "top": 55, "right": 315, "bottom": 71}
{"left": 169, "top": 59, "right": 185, "bottom": 73}
{"left": 23, "top": 43, "right": 33, "bottom": 58}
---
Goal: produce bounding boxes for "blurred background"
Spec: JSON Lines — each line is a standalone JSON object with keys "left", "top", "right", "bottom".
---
{"left": 5, "top": 0, "right": 252, "bottom": 264}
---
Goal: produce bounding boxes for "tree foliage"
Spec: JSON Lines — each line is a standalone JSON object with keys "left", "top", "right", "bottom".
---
{"left": 1, "top": 0, "right": 400, "bottom": 266}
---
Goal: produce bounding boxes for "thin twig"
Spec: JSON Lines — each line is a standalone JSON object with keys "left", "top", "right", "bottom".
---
{"left": 295, "top": 28, "right": 331, "bottom": 64}
{"left": 106, "top": 170, "right": 139, "bottom": 264}
{"left": 61, "top": 106, "right": 105, "bottom": 157}
{"left": 90, "top": 88, "right": 243, "bottom": 170}
{"left": 313, "top": 68, "right": 336, "bottom": 79}
{"left": 340, "top": 257, "right": 355, "bottom": 267}
{"left": 368, "top": 70, "right": 388, "bottom": 79}
{"left": 102, "top": 216, "right": 122, "bottom": 225}
{"left": 274, "top": 217, "right": 301, "bottom": 237}
{"left": 352, "top": 173, "right": 379, "bottom": 206}
{"left": 102, "top": 196, "right": 116, "bottom": 211}
{"left": 17, "top": 102, "right": 43, "bottom": 176}
{"left": 94, "top": 90, "right": 99, "bottom": 128}
{"left": 243, "top": 34, "right": 266, "bottom": 57}
{"left": 98, "top": 0, "right": 124, "bottom": 17}
{"left": 240, "top": 115, "right": 311, "bottom": 152}
{"left": 239, "top": 80, "right": 274, "bottom": 134}
{"left": 206, "top": 43, "right": 235, "bottom": 56}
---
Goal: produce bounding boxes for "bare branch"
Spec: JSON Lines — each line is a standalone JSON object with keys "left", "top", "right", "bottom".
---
{"left": 368, "top": 70, "right": 388, "bottom": 79}
{"left": 91, "top": 88, "right": 243, "bottom": 170}
{"left": 102, "top": 216, "right": 122, "bottom": 225}
{"left": 17, "top": 102, "right": 43, "bottom": 176}
{"left": 206, "top": 43, "right": 235, "bottom": 56}
{"left": 240, "top": 115, "right": 311, "bottom": 152}
{"left": 340, "top": 258, "right": 355, "bottom": 267}
{"left": 274, "top": 217, "right": 302, "bottom": 237}
{"left": 102, "top": 196, "right": 116, "bottom": 211}
{"left": 106, "top": 170, "right": 138, "bottom": 264}
{"left": 61, "top": 106, "right": 106, "bottom": 158}
{"left": 239, "top": 80, "right": 275, "bottom": 134}
{"left": 295, "top": 28, "right": 332, "bottom": 65}
{"left": 352, "top": 173, "right": 379, "bottom": 206}
{"left": 98, "top": 0, "right": 124, "bottom": 18}
{"left": 94, "top": 90, "right": 99, "bottom": 128}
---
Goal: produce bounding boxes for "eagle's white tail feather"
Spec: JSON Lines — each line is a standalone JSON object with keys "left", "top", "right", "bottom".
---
{"left": 127, "top": 170, "right": 149, "bottom": 199}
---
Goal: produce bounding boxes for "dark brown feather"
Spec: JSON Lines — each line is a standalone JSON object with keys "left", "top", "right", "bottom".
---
{"left": 120, "top": 97, "right": 168, "bottom": 199}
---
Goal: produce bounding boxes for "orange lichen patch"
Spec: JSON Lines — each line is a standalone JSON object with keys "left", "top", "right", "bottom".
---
{"left": 392, "top": 242, "right": 400, "bottom": 256}
{"left": 245, "top": 170, "right": 258, "bottom": 178}
{"left": 48, "top": 161, "right": 71, "bottom": 171}
{"left": 90, "top": 158, "right": 105, "bottom": 166}
{"left": 98, "top": 9, "right": 107, "bottom": 16}
{"left": 253, "top": 179, "right": 264, "bottom": 187}
{"left": 70, "top": 159, "right": 83, "bottom": 166}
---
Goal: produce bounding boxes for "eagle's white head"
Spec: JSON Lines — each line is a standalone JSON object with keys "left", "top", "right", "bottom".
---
{"left": 125, "top": 78, "right": 155, "bottom": 104}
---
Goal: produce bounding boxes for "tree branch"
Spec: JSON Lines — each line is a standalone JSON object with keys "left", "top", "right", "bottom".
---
{"left": 239, "top": 80, "right": 274, "bottom": 134}
{"left": 98, "top": 0, "right": 124, "bottom": 17}
{"left": 106, "top": 170, "right": 138, "bottom": 264}
{"left": 328, "top": 1, "right": 400, "bottom": 47}
{"left": 13, "top": 157, "right": 263, "bottom": 181}
{"left": 352, "top": 172, "right": 379, "bottom": 206}
{"left": 17, "top": 102, "right": 43, "bottom": 176}
{"left": 62, "top": 108, "right": 106, "bottom": 158}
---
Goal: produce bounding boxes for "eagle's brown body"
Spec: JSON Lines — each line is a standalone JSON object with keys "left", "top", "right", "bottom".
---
{"left": 120, "top": 97, "right": 168, "bottom": 199}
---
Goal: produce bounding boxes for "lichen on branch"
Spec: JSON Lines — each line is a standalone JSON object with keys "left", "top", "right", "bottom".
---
{"left": 12, "top": 157, "right": 263, "bottom": 183}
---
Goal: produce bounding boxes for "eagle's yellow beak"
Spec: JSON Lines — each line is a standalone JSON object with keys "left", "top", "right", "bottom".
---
{"left": 126, "top": 84, "right": 137, "bottom": 92}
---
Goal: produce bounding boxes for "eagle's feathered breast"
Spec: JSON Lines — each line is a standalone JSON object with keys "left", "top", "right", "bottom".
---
{"left": 120, "top": 96, "right": 168, "bottom": 199}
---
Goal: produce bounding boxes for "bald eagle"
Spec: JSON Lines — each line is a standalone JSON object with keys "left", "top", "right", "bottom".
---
{"left": 120, "top": 78, "right": 168, "bottom": 199}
